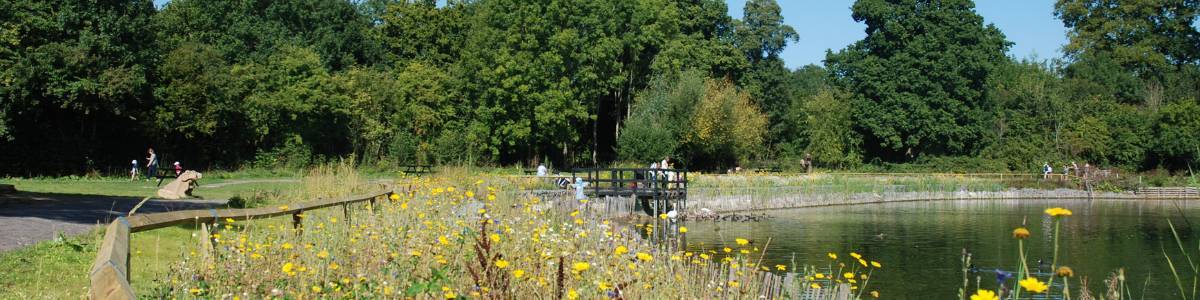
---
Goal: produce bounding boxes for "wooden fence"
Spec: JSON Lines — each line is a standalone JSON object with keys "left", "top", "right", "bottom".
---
{"left": 89, "top": 184, "right": 394, "bottom": 300}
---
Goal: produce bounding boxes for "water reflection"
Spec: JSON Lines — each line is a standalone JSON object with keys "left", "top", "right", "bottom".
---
{"left": 681, "top": 199, "right": 1200, "bottom": 299}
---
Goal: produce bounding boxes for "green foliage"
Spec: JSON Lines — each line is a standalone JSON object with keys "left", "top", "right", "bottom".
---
{"left": 685, "top": 79, "right": 768, "bottom": 168}
{"left": 801, "top": 89, "right": 861, "bottom": 168}
{"left": 618, "top": 71, "right": 705, "bottom": 163}
{"left": 1155, "top": 99, "right": 1200, "bottom": 167}
{"left": 1055, "top": 0, "right": 1200, "bottom": 79}
{"left": 828, "top": 0, "right": 1011, "bottom": 160}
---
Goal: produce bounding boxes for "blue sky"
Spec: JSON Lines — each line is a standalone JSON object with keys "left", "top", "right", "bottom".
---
{"left": 728, "top": 0, "right": 1069, "bottom": 69}
{"left": 153, "top": 0, "right": 1068, "bottom": 69}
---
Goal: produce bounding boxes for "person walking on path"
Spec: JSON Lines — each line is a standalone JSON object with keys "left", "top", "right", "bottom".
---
{"left": 130, "top": 159, "right": 139, "bottom": 181}
{"left": 146, "top": 148, "right": 158, "bottom": 181}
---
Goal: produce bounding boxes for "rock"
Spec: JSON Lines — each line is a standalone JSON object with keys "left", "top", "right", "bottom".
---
{"left": 157, "top": 170, "right": 202, "bottom": 200}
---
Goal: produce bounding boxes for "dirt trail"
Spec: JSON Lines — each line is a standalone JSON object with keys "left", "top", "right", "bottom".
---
{"left": 0, "top": 192, "right": 226, "bottom": 251}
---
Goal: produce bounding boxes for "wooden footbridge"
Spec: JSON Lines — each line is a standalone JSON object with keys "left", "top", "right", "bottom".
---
{"left": 570, "top": 168, "right": 689, "bottom": 216}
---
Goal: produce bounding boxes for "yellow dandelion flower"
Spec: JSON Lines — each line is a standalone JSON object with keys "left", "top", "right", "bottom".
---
{"left": 723, "top": 247, "right": 732, "bottom": 253}
{"left": 444, "top": 291, "right": 457, "bottom": 299}
{"left": 513, "top": 269, "right": 525, "bottom": 278}
{"left": 281, "top": 262, "right": 296, "bottom": 276}
{"left": 1045, "top": 207, "right": 1073, "bottom": 217}
{"left": 439, "top": 236, "right": 451, "bottom": 245}
{"left": 843, "top": 272, "right": 854, "bottom": 279}
{"left": 410, "top": 249, "right": 422, "bottom": 257}
{"left": 636, "top": 252, "right": 653, "bottom": 262}
{"left": 870, "top": 290, "right": 880, "bottom": 298}
{"left": 810, "top": 283, "right": 821, "bottom": 289}
{"left": 1013, "top": 227, "right": 1031, "bottom": 239}
{"left": 1056, "top": 266, "right": 1074, "bottom": 277}
{"left": 281, "top": 243, "right": 293, "bottom": 250}
{"left": 736, "top": 238, "right": 749, "bottom": 245}
{"left": 495, "top": 259, "right": 510, "bottom": 269}
{"left": 850, "top": 252, "right": 862, "bottom": 260}
{"left": 389, "top": 193, "right": 400, "bottom": 201}
{"left": 317, "top": 250, "right": 329, "bottom": 259}
{"left": 329, "top": 262, "right": 339, "bottom": 270}
{"left": 775, "top": 264, "right": 787, "bottom": 271}
{"left": 615, "top": 245, "right": 629, "bottom": 255}
{"left": 567, "top": 289, "right": 579, "bottom": 300}
{"left": 1019, "top": 277, "right": 1049, "bottom": 293}
{"left": 679, "top": 226, "right": 688, "bottom": 233}
{"left": 466, "top": 191, "right": 475, "bottom": 198}
{"left": 490, "top": 233, "right": 501, "bottom": 243}
{"left": 814, "top": 273, "right": 825, "bottom": 279}
{"left": 870, "top": 261, "right": 882, "bottom": 268}
{"left": 827, "top": 252, "right": 838, "bottom": 260}
{"left": 572, "top": 262, "right": 591, "bottom": 272}
{"left": 970, "top": 289, "right": 998, "bottom": 300}
{"left": 312, "top": 285, "right": 322, "bottom": 293}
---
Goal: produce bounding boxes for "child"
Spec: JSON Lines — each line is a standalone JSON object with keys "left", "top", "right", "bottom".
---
{"left": 173, "top": 161, "right": 182, "bottom": 176}
{"left": 130, "top": 160, "right": 139, "bottom": 181}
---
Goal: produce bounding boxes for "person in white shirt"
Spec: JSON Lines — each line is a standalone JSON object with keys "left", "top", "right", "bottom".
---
{"left": 536, "top": 163, "right": 547, "bottom": 176}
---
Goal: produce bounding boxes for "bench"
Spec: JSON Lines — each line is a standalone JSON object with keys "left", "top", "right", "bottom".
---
{"left": 401, "top": 165, "right": 433, "bottom": 175}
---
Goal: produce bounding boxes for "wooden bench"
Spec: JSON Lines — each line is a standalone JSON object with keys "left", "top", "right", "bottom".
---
{"left": 1136, "top": 187, "right": 1200, "bottom": 198}
{"left": 401, "top": 165, "right": 433, "bottom": 175}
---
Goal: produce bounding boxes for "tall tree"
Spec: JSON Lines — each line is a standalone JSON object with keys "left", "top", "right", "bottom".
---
{"left": 735, "top": 0, "right": 798, "bottom": 153}
{"left": 827, "top": 0, "right": 1011, "bottom": 161}
{"left": 1055, "top": 0, "right": 1200, "bottom": 78}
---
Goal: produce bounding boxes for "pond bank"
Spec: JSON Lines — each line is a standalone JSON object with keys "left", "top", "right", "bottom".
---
{"left": 687, "top": 188, "right": 1174, "bottom": 213}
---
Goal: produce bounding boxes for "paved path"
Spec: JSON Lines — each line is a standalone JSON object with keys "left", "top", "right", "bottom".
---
{"left": 0, "top": 192, "right": 226, "bottom": 251}
{"left": 198, "top": 178, "right": 300, "bottom": 188}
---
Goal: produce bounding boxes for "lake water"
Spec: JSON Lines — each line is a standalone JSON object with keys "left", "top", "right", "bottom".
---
{"left": 679, "top": 199, "right": 1200, "bottom": 298}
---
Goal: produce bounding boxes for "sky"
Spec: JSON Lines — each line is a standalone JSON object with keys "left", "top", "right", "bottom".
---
{"left": 727, "top": 0, "right": 1070, "bottom": 69}
{"left": 152, "top": 0, "right": 1069, "bottom": 70}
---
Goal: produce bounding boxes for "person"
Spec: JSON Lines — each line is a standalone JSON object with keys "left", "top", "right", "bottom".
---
{"left": 1042, "top": 162, "right": 1051, "bottom": 180}
{"left": 803, "top": 153, "right": 813, "bottom": 173}
{"left": 1071, "top": 161, "right": 1079, "bottom": 176}
{"left": 648, "top": 162, "right": 658, "bottom": 181}
{"left": 536, "top": 163, "right": 547, "bottom": 176}
{"left": 174, "top": 161, "right": 182, "bottom": 176}
{"left": 573, "top": 177, "right": 588, "bottom": 200}
{"left": 1062, "top": 163, "right": 1070, "bottom": 177}
{"left": 130, "top": 160, "right": 139, "bottom": 181}
{"left": 146, "top": 148, "right": 158, "bottom": 181}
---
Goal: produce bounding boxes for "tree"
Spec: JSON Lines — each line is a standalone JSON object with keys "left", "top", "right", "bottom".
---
{"left": 735, "top": 0, "right": 798, "bottom": 152}
{"left": 684, "top": 78, "right": 768, "bottom": 169}
{"left": 802, "top": 89, "right": 861, "bottom": 168}
{"left": 827, "top": 0, "right": 1011, "bottom": 161}
{"left": 1154, "top": 100, "right": 1200, "bottom": 168}
{"left": 1055, "top": 0, "right": 1200, "bottom": 79}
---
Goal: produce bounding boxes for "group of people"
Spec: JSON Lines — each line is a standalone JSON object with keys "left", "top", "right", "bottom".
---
{"left": 648, "top": 157, "right": 678, "bottom": 188}
{"left": 130, "top": 148, "right": 182, "bottom": 181}
{"left": 1042, "top": 161, "right": 1091, "bottom": 179}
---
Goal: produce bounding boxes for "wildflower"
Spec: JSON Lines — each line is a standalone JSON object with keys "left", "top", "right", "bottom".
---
{"left": 776, "top": 264, "right": 786, "bottom": 271}
{"left": 410, "top": 249, "right": 422, "bottom": 257}
{"left": 636, "top": 252, "right": 653, "bottom": 262}
{"left": 1045, "top": 207, "right": 1073, "bottom": 217}
{"left": 850, "top": 252, "right": 862, "bottom": 260}
{"left": 466, "top": 191, "right": 475, "bottom": 198}
{"left": 567, "top": 289, "right": 579, "bottom": 300}
{"left": 444, "top": 291, "right": 457, "bottom": 299}
{"left": 389, "top": 193, "right": 400, "bottom": 201}
{"left": 614, "top": 245, "right": 628, "bottom": 255}
{"left": 844, "top": 272, "right": 854, "bottom": 279}
{"left": 224, "top": 218, "right": 235, "bottom": 224}
{"left": 282, "top": 262, "right": 296, "bottom": 276}
{"left": 810, "top": 283, "right": 821, "bottom": 289}
{"left": 1013, "top": 227, "right": 1031, "bottom": 239}
{"left": 659, "top": 213, "right": 668, "bottom": 219}
{"left": 439, "top": 236, "right": 451, "bottom": 245}
{"left": 573, "top": 262, "right": 591, "bottom": 272}
{"left": 488, "top": 194, "right": 496, "bottom": 201}
{"left": 723, "top": 247, "right": 732, "bottom": 253}
{"left": 814, "top": 273, "right": 825, "bottom": 279}
{"left": 870, "top": 261, "right": 882, "bottom": 268}
{"left": 329, "top": 262, "right": 339, "bottom": 270}
{"left": 281, "top": 243, "right": 293, "bottom": 250}
{"left": 970, "top": 289, "right": 998, "bottom": 300}
{"left": 736, "top": 238, "right": 749, "bottom": 245}
{"left": 679, "top": 226, "right": 688, "bottom": 233}
{"left": 189, "top": 287, "right": 202, "bottom": 295}
{"left": 513, "top": 269, "right": 525, "bottom": 278}
{"left": 1056, "top": 266, "right": 1074, "bottom": 277}
{"left": 312, "top": 285, "right": 322, "bottom": 293}
{"left": 495, "top": 259, "right": 510, "bottom": 269}
{"left": 490, "top": 233, "right": 501, "bottom": 243}
{"left": 858, "top": 259, "right": 868, "bottom": 267}
{"left": 317, "top": 250, "right": 329, "bottom": 259}
{"left": 827, "top": 252, "right": 837, "bottom": 260}
{"left": 1019, "top": 277, "right": 1049, "bottom": 293}
{"left": 729, "top": 280, "right": 740, "bottom": 287}
{"left": 870, "top": 291, "right": 879, "bottom": 298}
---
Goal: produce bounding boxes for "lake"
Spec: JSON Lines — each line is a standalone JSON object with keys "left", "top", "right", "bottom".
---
{"left": 678, "top": 199, "right": 1200, "bottom": 298}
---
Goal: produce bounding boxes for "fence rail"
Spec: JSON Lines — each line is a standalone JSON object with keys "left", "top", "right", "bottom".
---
{"left": 89, "top": 184, "right": 394, "bottom": 300}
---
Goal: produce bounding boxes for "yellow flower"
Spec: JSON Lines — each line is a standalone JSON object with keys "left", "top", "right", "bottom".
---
{"left": 850, "top": 252, "right": 862, "bottom": 260}
{"left": 810, "top": 283, "right": 821, "bottom": 289}
{"left": 512, "top": 269, "right": 525, "bottom": 278}
{"left": 444, "top": 291, "right": 457, "bottom": 299}
{"left": 466, "top": 191, "right": 475, "bottom": 198}
{"left": 775, "top": 264, "right": 786, "bottom": 271}
{"left": 615, "top": 245, "right": 629, "bottom": 255}
{"left": 282, "top": 262, "right": 296, "bottom": 276}
{"left": 723, "top": 247, "right": 732, "bottom": 253}
{"left": 735, "top": 238, "right": 749, "bottom": 245}
{"left": 636, "top": 252, "right": 653, "bottom": 262}
{"left": 1045, "top": 207, "right": 1073, "bottom": 217}
{"left": 827, "top": 252, "right": 838, "bottom": 260}
{"left": 410, "top": 249, "right": 422, "bottom": 257}
{"left": 678, "top": 226, "right": 688, "bottom": 233}
{"left": 1056, "top": 266, "right": 1074, "bottom": 277}
{"left": 572, "top": 262, "right": 590, "bottom": 272}
{"left": 1013, "top": 227, "right": 1031, "bottom": 239}
{"left": 495, "top": 259, "right": 510, "bottom": 269}
{"left": 567, "top": 289, "right": 579, "bottom": 300}
{"left": 389, "top": 193, "right": 400, "bottom": 201}
{"left": 870, "top": 261, "right": 882, "bottom": 268}
{"left": 312, "top": 285, "right": 322, "bottom": 293}
{"left": 317, "top": 250, "right": 329, "bottom": 259}
{"left": 814, "top": 273, "right": 825, "bottom": 279}
{"left": 1019, "top": 277, "right": 1049, "bottom": 293}
{"left": 858, "top": 259, "right": 868, "bottom": 267}
{"left": 281, "top": 243, "right": 293, "bottom": 250}
{"left": 439, "top": 236, "right": 451, "bottom": 245}
{"left": 490, "top": 233, "right": 501, "bottom": 243}
{"left": 870, "top": 290, "right": 879, "bottom": 298}
{"left": 189, "top": 287, "right": 202, "bottom": 295}
{"left": 843, "top": 272, "right": 854, "bottom": 279}
{"left": 659, "top": 213, "right": 668, "bottom": 219}
{"left": 970, "top": 289, "right": 998, "bottom": 300}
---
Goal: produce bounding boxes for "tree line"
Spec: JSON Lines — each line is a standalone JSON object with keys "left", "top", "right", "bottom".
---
{"left": 1, "top": 0, "right": 1197, "bottom": 175}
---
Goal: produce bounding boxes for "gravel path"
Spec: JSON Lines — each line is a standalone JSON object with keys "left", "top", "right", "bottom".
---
{"left": 0, "top": 192, "right": 226, "bottom": 251}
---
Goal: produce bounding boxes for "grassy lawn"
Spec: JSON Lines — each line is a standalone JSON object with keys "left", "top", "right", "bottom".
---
{"left": 0, "top": 177, "right": 301, "bottom": 200}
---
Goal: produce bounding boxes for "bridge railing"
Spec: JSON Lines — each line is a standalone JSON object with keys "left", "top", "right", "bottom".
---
{"left": 89, "top": 183, "right": 394, "bottom": 300}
